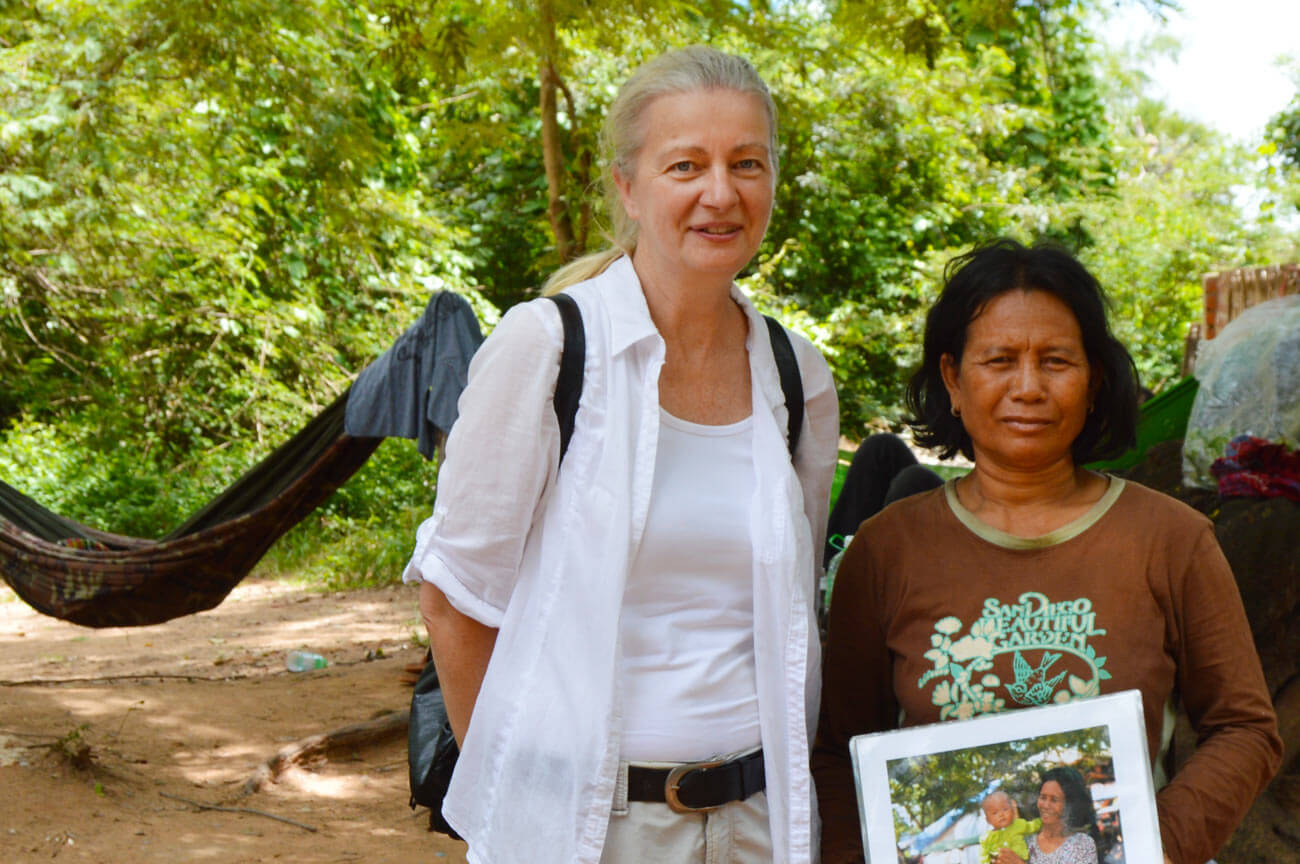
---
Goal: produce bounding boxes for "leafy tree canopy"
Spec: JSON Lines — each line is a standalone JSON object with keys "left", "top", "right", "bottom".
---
{"left": 2, "top": 0, "right": 1294, "bottom": 543}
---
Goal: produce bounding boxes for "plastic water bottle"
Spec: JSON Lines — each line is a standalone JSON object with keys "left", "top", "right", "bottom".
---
{"left": 286, "top": 650, "right": 328, "bottom": 671}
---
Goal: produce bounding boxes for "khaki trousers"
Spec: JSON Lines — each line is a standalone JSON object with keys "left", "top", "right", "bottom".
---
{"left": 598, "top": 760, "right": 773, "bottom": 864}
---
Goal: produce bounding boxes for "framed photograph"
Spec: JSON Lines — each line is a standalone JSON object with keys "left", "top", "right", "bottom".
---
{"left": 849, "top": 689, "right": 1160, "bottom": 864}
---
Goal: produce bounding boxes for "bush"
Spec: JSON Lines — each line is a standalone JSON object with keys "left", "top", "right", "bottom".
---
{"left": 0, "top": 413, "right": 263, "bottom": 537}
{"left": 1, "top": 415, "right": 435, "bottom": 590}
{"left": 256, "top": 438, "right": 437, "bottom": 589}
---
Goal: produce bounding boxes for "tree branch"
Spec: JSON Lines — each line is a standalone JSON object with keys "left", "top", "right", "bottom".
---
{"left": 8, "top": 302, "right": 84, "bottom": 375}
{"left": 159, "top": 791, "right": 318, "bottom": 833}
{"left": 536, "top": 0, "right": 576, "bottom": 261}
{"left": 237, "top": 710, "right": 409, "bottom": 799}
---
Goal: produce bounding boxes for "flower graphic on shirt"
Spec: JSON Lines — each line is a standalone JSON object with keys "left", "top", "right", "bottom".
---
{"left": 921, "top": 617, "right": 963, "bottom": 677}
{"left": 949, "top": 615, "right": 999, "bottom": 664}
{"left": 919, "top": 615, "right": 1004, "bottom": 720}
{"left": 934, "top": 616, "right": 963, "bottom": 636}
{"left": 917, "top": 592, "right": 1109, "bottom": 720}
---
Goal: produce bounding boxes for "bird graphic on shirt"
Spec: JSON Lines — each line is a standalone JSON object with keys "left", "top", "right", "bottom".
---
{"left": 1006, "top": 650, "right": 1067, "bottom": 706}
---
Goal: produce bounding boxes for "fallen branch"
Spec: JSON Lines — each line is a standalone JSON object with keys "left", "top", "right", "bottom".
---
{"left": 2, "top": 655, "right": 397, "bottom": 687}
{"left": 1, "top": 672, "right": 261, "bottom": 686}
{"left": 0, "top": 728, "right": 58, "bottom": 740}
{"left": 238, "top": 710, "right": 409, "bottom": 799}
{"left": 159, "top": 791, "right": 318, "bottom": 833}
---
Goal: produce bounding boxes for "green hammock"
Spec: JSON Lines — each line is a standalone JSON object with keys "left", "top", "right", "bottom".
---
{"left": 1, "top": 290, "right": 482, "bottom": 628}
{"left": 0, "top": 392, "right": 381, "bottom": 628}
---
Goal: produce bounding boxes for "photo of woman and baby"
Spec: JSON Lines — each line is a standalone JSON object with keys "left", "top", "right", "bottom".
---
{"left": 887, "top": 727, "right": 1125, "bottom": 864}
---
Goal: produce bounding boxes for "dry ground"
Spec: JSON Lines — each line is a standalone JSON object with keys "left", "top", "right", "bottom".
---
{"left": 0, "top": 578, "right": 469, "bottom": 863}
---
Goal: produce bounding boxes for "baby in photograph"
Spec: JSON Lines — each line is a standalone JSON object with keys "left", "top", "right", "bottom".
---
{"left": 979, "top": 789, "right": 1041, "bottom": 864}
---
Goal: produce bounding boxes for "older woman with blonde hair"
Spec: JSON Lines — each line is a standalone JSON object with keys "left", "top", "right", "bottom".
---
{"left": 405, "top": 46, "right": 839, "bottom": 864}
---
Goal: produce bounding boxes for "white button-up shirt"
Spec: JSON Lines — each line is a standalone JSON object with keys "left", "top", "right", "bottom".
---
{"left": 404, "top": 256, "right": 839, "bottom": 864}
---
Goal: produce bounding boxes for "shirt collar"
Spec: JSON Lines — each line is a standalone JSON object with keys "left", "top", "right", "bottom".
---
{"left": 599, "top": 256, "right": 777, "bottom": 399}
{"left": 599, "top": 255, "right": 660, "bottom": 357}
{"left": 733, "top": 283, "right": 787, "bottom": 414}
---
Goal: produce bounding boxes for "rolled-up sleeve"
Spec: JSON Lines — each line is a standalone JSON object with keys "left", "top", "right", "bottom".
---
{"left": 402, "top": 300, "right": 563, "bottom": 628}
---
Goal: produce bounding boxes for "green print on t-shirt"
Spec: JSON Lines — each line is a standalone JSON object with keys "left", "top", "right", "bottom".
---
{"left": 918, "top": 591, "right": 1111, "bottom": 721}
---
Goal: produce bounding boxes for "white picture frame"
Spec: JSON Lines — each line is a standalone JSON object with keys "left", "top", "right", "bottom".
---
{"left": 849, "top": 689, "right": 1161, "bottom": 864}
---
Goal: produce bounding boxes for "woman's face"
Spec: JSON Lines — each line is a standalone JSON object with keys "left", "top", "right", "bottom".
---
{"left": 614, "top": 88, "right": 775, "bottom": 286}
{"left": 1037, "top": 780, "right": 1067, "bottom": 828}
{"left": 940, "top": 290, "right": 1094, "bottom": 473}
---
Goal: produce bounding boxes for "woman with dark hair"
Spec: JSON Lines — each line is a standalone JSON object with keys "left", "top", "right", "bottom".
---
{"left": 905, "top": 240, "right": 1139, "bottom": 466}
{"left": 812, "top": 239, "right": 1281, "bottom": 864}
{"left": 996, "top": 766, "right": 1101, "bottom": 864}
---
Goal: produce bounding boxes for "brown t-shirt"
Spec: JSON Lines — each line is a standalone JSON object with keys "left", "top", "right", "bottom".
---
{"left": 812, "top": 478, "right": 1281, "bottom": 864}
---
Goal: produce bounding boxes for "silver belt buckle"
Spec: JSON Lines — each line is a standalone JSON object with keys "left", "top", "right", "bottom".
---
{"left": 664, "top": 758, "right": 726, "bottom": 814}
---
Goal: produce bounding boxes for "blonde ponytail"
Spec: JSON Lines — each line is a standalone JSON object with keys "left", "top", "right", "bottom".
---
{"left": 542, "top": 247, "right": 630, "bottom": 295}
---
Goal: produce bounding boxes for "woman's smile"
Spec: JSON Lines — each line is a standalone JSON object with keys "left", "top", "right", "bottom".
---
{"left": 692, "top": 222, "right": 744, "bottom": 238}
{"left": 999, "top": 416, "right": 1052, "bottom": 431}
{"left": 1037, "top": 780, "right": 1066, "bottom": 828}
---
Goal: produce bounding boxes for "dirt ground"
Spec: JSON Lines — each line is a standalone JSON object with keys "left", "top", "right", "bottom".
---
{"left": 0, "top": 578, "right": 470, "bottom": 864}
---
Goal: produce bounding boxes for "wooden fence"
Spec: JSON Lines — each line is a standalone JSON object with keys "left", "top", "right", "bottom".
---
{"left": 1201, "top": 264, "right": 1300, "bottom": 339}
{"left": 1180, "top": 264, "right": 1298, "bottom": 375}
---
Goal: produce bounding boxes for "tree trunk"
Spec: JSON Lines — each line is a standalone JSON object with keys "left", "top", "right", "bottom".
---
{"left": 537, "top": 0, "right": 577, "bottom": 262}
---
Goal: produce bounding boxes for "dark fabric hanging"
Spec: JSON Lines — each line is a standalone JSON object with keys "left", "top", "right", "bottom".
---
{"left": 0, "top": 292, "right": 482, "bottom": 628}
{"left": 344, "top": 290, "right": 483, "bottom": 459}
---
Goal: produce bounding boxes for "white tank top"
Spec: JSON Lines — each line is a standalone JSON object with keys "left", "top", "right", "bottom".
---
{"left": 617, "top": 409, "right": 760, "bottom": 762}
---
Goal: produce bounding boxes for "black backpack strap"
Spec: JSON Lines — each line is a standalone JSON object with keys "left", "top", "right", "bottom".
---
{"left": 546, "top": 293, "right": 585, "bottom": 464}
{"left": 547, "top": 298, "right": 788, "bottom": 461}
{"left": 763, "top": 315, "right": 803, "bottom": 458}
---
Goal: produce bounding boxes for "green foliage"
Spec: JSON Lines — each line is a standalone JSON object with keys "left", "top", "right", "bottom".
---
{"left": 888, "top": 724, "right": 1112, "bottom": 839}
{"left": 1079, "top": 52, "right": 1275, "bottom": 390}
{"left": 1265, "top": 79, "right": 1300, "bottom": 219}
{"left": 0, "top": 412, "right": 266, "bottom": 536}
{"left": 730, "top": 1, "right": 1143, "bottom": 435}
{"left": 0, "top": 401, "right": 431, "bottom": 547}
{"left": 256, "top": 439, "right": 434, "bottom": 589}
{"left": 0, "top": 0, "right": 478, "bottom": 454}
{"left": 48, "top": 723, "right": 95, "bottom": 771}
{"left": 2, "top": 0, "right": 1295, "bottom": 587}
{"left": 1269, "top": 92, "right": 1300, "bottom": 171}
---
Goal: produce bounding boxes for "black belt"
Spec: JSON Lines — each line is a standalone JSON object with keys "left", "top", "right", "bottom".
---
{"left": 626, "top": 749, "right": 765, "bottom": 813}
